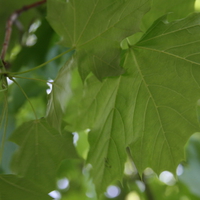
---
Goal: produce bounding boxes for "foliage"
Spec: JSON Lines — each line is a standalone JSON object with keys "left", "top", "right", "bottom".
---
{"left": 0, "top": 0, "right": 200, "bottom": 199}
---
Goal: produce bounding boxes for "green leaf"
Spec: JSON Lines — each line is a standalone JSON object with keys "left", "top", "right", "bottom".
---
{"left": 9, "top": 75, "right": 47, "bottom": 113}
{"left": 128, "top": 13, "right": 200, "bottom": 175}
{"left": 142, "top": 0, "right": 195, "bottom": 31}
{"left": 142, "top": 172, "right": 200, "bottom": 200}
{"left": 179, "top": 133, "right": 200, "bottom": 197}
{"left": 11, "top": 19, "right": 55, "bottom": 72}
{"left": 127, "top": 0, "right": 195, "bottom": 45}
{"left": 47, "top": 0, "right": 150, "bottom": 80}
{"left": 73, "top": 13, "right": 200, "bottom": 192}
{"left": 46, "top": 58, "right": 74, "bottom": 131}
{"left": 0, "top": 175, "right": 51, "bottom": 200}
{"left": 9, "top": 118, "right": 78, "bottom": 192}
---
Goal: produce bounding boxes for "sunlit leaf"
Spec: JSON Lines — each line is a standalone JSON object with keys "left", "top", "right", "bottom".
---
{"left": 127, "top": 0, "right": 195, "bottom": 45}
{"left": 73, "top": 13, "right": 200, "bottom": 192}
{"left": 128, "top": 13, "right": 200, "bottom": 174}
{"left": 9, "top": 118, "right": 78, "bottom": 192}
{"left": 46, "top": 57, "right": 74, "bottom": 131}
{"left": 141, "top": 0, "right": 195, "bottom": 31}
{"left": 0, "top": 175, "right": 51, "bottom": 200}
{"left": 47, "top": 0, "right": 150, "bottom": 80}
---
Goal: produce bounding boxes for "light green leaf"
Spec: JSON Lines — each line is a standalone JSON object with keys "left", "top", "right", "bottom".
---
{"left": 46, "top": 58, "right": 74, "bottom": 131}
{"left": 0, "top": 175, "right": 51, "bottom": 200}
{"left": 47, "top": 0, "right": 150, "bottom": 80}
{"left": 74, "top": 13, "right": 200, "bottom": 192}
{"left": 128, "top": 13, "right": 200, "bottom": 175}
{"left": 9, "top": 118, "right": 78, "bottom": 192}
{"left": 142, "top": 0, "right": 195, "bottom": 31}
{"left": 127, "top": 0, "right": 195, "bottom": 45}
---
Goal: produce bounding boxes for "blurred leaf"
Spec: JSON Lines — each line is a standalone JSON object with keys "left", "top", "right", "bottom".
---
{"left": 179, "top": 133, "right": 200, "bottom": 197}
{"left": 0, "top": 174, "right": 51, "bottom": 200}
{"left": 15, "top": 96, "right": 46, "bottom": 126}
{"left": 46, "top": 57, "right": 74, "bottom": 131}
{"left": 9, "top": 75, "right": 47, "bottom": 113}
{"left": 47, "top": 0, "right": 150, "bottom": 80}
{"left": 143, "top": 172, "right": 200, "bottom": 200}
{"left": 10, "top": 118, "right": 78, "bottom": 192}
{"left": 0, "top": 0, "right": 45, "bottom": 55}
{"left": 76, "top": 130, "right": 89, "bottom": 160}
{"left": 11, "top": 19, "right": 55, "bottom": 72}
{"left": 0, "top": 113, "right": 17, "bottom": 174}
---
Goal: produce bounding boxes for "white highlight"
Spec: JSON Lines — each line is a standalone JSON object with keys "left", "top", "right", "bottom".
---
{"left": 46, "top": 79, "right": 53, "bottom": 94}
{"left": 126, "top": 192, "right": 140, "bottom": 200}
{"left": 72, "top": 132, "right": 79, "bottom": 146}
{"left": 26, "top": 34, "right": 37, "bottom": 46}
{"left": 176, "top": 164, "right": 184, "bottom": 176}
{"left": 159, "top": 171, "right": 176, "bottom": 185}
{"left": 105, "top": 185, "right": 121, "bottom": 198}
{"left": 6, "top": 77, "right": 14, "bottom": 85}
{"left": 48, "top": 190, "right": 61, "bottom": 199}
{"left": 29, "top": 20, "right": 41, "bottom": 33}
{"left": 57, "top": 178, "right": 69, "bottom": 190}
{"left": 136, "top": 180, "right": 145, "bottom": 192}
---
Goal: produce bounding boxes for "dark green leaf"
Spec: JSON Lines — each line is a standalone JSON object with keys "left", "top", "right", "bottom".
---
{"left": 0, "top": 175, "right": 51, "bottom": 200}
{"left": 0, "top": 0, "right": 44, "bottom": 55}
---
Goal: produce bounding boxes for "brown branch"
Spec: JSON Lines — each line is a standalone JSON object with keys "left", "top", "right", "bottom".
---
{"left": 0, "top": 0, "right": 46, "bottom": 64}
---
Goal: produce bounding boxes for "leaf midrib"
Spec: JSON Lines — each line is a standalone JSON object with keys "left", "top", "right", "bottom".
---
{"left": 131, "top": 49, "right": 175, "bottom": 167}
{"left": 76, "top": 0, "right": 149, "bottom": 48}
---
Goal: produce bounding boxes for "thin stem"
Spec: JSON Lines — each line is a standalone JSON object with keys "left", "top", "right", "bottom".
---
{"left": 9, "top": 77, "right": 38, "bottom": 119}
{"left": 0, "top": 0, "right": 46, "bottom": 61}
{"left": 12, "top": 75, "right": 51, "bottom": 84}
{"left": 0, "top": 89, "right": 8, "bottom": 164}
{"left": 10, "top": 47, "right": 75, "bottom": 75}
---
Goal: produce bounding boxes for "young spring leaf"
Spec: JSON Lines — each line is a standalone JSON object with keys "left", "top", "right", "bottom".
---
{"left": 47, "top": 0, "right": 150, "bottom": 80}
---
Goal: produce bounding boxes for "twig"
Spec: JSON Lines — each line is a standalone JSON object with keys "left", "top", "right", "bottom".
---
{"left": 0, "top": 0, "right": 46, "bottom": 64}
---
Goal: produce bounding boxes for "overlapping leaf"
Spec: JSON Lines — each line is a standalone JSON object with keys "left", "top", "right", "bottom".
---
{"left": 141, "top": 0, "right": 195, "bottom": 31}
{"left": 9, "top": 118, "right": 78, "bottom": 192}
{"left": 128, "top": 13, "right": 200, "bottom": 174}
{"left": 46, "top": 57, "right": 74, "bottom": 131}
{"left": 0, "top": 175, "right": 51, "bottom": 200}
{"left": 72, "top": 13, "right": 200, "bottom": 192}
{"left": 47, "top": 0, "right": 150, "bottom": 80}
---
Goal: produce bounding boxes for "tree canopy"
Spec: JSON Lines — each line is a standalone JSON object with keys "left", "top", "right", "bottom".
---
{"left": 0, "top": 0, "right": 200, "bottom": 199}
